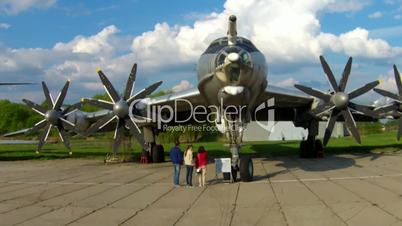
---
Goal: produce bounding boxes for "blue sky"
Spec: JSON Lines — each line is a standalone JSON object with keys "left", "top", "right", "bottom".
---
{"left": 0, "top": 0, "right": 225, "bottom": 48}
{"left": 1, "top": 0, "right": 402, "bottom": 104}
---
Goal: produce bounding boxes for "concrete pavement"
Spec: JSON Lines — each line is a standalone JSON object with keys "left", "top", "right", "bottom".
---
{"left": 1, "top": 153, "right": 402, "bottom": 225}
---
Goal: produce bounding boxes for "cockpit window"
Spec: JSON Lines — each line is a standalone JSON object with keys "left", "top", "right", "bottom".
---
{"left": 202, "top": 37, "right": 259, "bottom": 54}
{"left": 224, "top": 46, "right": 240, "bottom": 53}
{"left": 217, "top": 52, "right": 226, "bottom": 66}
{"left": 241, "top": 51, "right": 251, "bottom": 65}
{"left": 215, "top": 46, "right": 251, "bottom": 67}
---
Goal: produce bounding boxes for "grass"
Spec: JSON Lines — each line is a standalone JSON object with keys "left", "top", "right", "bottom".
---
{"left": 0, "top": 131, "right": 401, "bottom": 161}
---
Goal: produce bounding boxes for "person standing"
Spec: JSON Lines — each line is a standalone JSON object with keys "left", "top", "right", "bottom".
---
{"left": 169, "top": 141, "right": 183, "bottom": 187}
{"left": 195, "top": 146, "right": 208, "bottom": 187}
{"left": 183, "top": 145, "right": 194, "bottom": 187}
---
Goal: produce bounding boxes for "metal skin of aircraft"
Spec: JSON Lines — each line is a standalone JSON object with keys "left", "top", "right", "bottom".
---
{"left": 4, "top": 15, "right": 400, "bottom": 182}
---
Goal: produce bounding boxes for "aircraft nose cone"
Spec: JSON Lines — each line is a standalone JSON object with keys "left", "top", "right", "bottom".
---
{"left": 227, "top": 52, "right": 240, "bottom": 63}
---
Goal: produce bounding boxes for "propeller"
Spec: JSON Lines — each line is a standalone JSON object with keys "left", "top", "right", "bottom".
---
{"left": 23, "top": 80, "right": 81, "bottom": 155}
{"left": 374, "top": 65, "right": 402, "bottom": 140}
{"left": 295, "top": 56, "right": 380, "bottom": 146}
{"left": 82, "top": 63, "right": 162, "bottom": 154}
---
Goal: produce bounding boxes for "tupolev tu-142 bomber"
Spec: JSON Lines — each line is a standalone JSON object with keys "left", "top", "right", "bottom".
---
{"left": 2, "top": 1, "right": 402, "bottom": 225}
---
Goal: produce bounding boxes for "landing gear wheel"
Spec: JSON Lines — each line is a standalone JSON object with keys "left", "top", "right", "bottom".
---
{"left": 157, "top": 145, "right": 165, "bottom": 162}
{"left": 315, "top": 140, "right": 324, "bottom": 158}
{"left": 239, "top": 156, "right": 253, "bottom": 182}
{"left": 231, "top": 166, "right": 238, "bottom": 182}
{"left": 299, "top": 139, "right": 324, "bottom": 158}
{"left": 152, "top": 144, "right": 165, "bottom": 163}
{"left": 299, "top": 140, "right": 307, "bottom": 158}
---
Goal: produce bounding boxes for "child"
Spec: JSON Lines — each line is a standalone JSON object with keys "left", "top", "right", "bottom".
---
{"left": 195, "top": 146, "right": 207, "bottom": 187}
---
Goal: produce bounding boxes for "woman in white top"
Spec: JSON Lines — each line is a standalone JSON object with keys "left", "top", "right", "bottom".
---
{"left": 183, "top": 145, "right": 194, "bottom": 187}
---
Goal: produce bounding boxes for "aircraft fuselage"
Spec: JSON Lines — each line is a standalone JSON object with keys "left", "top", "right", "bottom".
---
{"left": 197, "top": 17, "right": 267, "bottom": 112}
{"left": 197, "top": 37, "right": 267, "bottom": 112}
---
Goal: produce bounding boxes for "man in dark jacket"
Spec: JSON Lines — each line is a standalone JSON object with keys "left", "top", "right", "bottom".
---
{"left": 170, "top": 141, "right": 183, "bottom": 186}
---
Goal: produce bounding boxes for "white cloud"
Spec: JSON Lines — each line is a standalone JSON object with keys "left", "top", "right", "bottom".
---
{"left": 0, "top": 22, "right": 10, "bottom": 29}
{"left": 368, "top": 11, "right": 383, "bottom": 19}
{"left": 1, "top": 0, "right": 402, "bottom": 103}
{"left": 370, "top": 25, "right": 402, "bottom": 39}
{"left": 54, "top": 25, "right": 119, "bottom": 55}
{"left": 129, "top": 0, "right": 402, "bottom": 70}
{"left": 377, "top": 73, "right": 397, "bottom": 93}
{"left": 326, "top": 0, "right": 371, "bottom": 13}
{"left": 171, "top": 80, "right": 194, "bottom": 93}
{"left": 318, "top": 28, "right": 402, "bottom": 58}
{"left": 395, "top": 14, "right": 402, "bottom": 19}
{"left": 0, "top": 0, "right": 56, "bottom": 15}
{"left": 275, "top": 78, "right": 299, "bottom": 88}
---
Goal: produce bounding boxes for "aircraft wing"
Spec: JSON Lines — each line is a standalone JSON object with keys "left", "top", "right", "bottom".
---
{"left": 148, "top": 85, "right": 313, "bottom": 111}
{"left": 258, "top": 85, "right": 314, "bottom": 108}
{"left": 251, "top": 85, "right": 314, "bottom": 121}
{"left": 146, "top": 86, "right": 314, "bottom": 123}
{"left": 148, "top": 88, "right": 206, "bottom": 112}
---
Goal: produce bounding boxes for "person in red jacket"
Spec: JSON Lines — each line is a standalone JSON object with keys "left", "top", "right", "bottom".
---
{"left": 195, "top": 146, "right": 207, "bottom": 187}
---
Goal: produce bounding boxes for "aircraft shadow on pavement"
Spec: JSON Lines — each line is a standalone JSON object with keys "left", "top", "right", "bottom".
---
{"left": 246, "top": 142, "right": 402, "bottom": 181}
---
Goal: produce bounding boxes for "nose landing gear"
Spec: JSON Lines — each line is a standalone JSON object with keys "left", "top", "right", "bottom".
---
{"left": 218, "top": 113, "right": 254, "bottom": 182}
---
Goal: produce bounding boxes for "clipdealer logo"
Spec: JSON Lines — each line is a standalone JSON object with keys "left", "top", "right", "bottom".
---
{"left": 128, "top": 98, "right": 275, "bottom": 132}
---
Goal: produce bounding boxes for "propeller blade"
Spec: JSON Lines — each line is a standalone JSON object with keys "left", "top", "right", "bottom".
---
{"left": 125, "top": 118, "right": 145, "bottom": 148}
{"left": 59, "top": 117, "right": 76, "bottom": 131}
{"left": 394, "top": 65, "right": 402, "bottom": 96}
{"left": 320, "top": 56, "right": 339, "bottom": 92}
{"left": 341, "top": 109, "right": 361, "bottom": 144}
{"left": 22, "top": 99, "right": 47, "bottom": 116}
{"left": 128, "top": 81, "right": 163, "bottom": 103}
{"left": 339, "top": 57, "right": 352, "bottom": 92}
{"left": 398, "top": 119, "right": 402, "bottom": 141}
{"left": 373, "top": 88, "right": 401, "bottom": 102}
{"left": 81, "top": 98, "right": 114, "bottom": 110}
{"left": 348, "top": 80, "right": 380, "bottom": 100}
{"left": 132, "top": 115, "right": 152, "bottom": 123}
{"left": 112, "top": 119, "right": 124, "bottom": 154}
{"left": 29, "top": 119, "right": 47, "bottom": 133}
{"left": 57, "top": 125, "right": 71, "bottom": 150}
{"left": 294, "top": 84, "right": 331, "bottom": 101}
{"left": 37, "top": 123, "right": 52, "bottom": 152}
{"left": 97, "top": 70, "right": 120, "bottom": 103}
{"left": 374, "top": 104, "right": 399, "bottom": 114}
{"left": 349, "top": 103, "right": 377, "bottom": 118}
{"left": 54, "top": 80, "right": 70, "bottom": 110}
{"left": 42, "top": 81, "right": 54, "bottom": 108}
{"left": 310, "top": 103, "right": 335, "bottom": 116}
{"left": 323, "top": 110, "right": 339, "bottom": 146}
{"left": 124, "top": 63, "right": 137, "bottom": 100}
{"left": 86, "top": 114, "right": 116, "bottom": 136}
{"left": 113, "top": 119, "right": 124, "bottom": 140}
{"left": 62, "top": 102, "right": 82, "bottom": 116}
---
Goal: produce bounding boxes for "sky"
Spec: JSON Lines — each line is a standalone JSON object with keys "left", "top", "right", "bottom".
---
{"left": 1, "top": 0, "right": 402, "bottom": 104}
